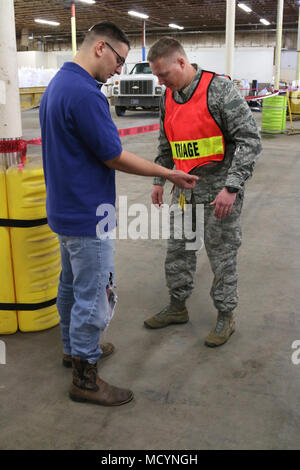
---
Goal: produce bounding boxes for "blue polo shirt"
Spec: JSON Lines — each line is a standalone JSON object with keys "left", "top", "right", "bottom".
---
{"left": 39, "top": 62, "right": 122, "bottom": 236}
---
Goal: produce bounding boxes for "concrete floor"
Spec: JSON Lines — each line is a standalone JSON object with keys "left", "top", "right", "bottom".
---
{"left": 1, "top": 104, "right": 300, "bottom": 450}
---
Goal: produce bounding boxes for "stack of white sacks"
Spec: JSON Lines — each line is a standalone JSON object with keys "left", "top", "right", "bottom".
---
{"left": 18, "top": 67, "right": 58, "bottom": 88}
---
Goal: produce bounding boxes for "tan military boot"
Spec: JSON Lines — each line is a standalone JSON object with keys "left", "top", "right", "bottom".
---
{"left": 69, "top": 358, "right": 134, "bottom": 406}
{"left": 205, "top": 312, "right": 235, "bottom": 347}
{"left": 144, "top": 304, "right": 189, "bottom": 329}
{"left": 62, "top": 342, "right": 115, "bottom": 368}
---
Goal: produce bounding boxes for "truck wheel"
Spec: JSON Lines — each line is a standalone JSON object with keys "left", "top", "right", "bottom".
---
{"left": 115, "top": 106, "right": 126, "bottom": 116}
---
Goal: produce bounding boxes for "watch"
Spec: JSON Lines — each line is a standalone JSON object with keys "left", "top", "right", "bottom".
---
{"left": 225, "top": 186, "right": 239, "bottom": 193}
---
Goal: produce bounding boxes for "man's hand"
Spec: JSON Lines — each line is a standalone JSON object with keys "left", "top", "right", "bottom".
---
{"left": 152, "top": 185, "right": 164, "bottom": 207}
{"left": 209, "top": 187, "right": 237, "bottom": 219}
{"left": 166, "top": 169, "right": 198, "bottom": 189}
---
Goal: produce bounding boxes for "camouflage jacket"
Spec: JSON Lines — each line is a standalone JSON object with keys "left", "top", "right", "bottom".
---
{"left": 153, "top": 65, "right": 262, "bottom": 200}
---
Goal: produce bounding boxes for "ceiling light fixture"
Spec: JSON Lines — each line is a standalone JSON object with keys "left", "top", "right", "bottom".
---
{"left": 169, "top": 23, "right": 184, "bottom": 30}
{"left": 128, "top": 11, "right": 149, "bottom": 19}
{"left": 260, "top": 18, "right": 270, "bottom": 25}
{"left": 34, "top": 19, "right": 60, "bottom": 26}
{"left": 238, "top": 3, "right": 252, "bottom": 13}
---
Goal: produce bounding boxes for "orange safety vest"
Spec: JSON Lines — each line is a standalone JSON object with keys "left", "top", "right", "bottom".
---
{"left": 164, "top": 71, "right": 226, "bottom": 173}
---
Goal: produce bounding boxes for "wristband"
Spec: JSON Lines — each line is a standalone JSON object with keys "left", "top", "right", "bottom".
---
{"left": 225, "top": 186, "right": 239, "bottom": 194}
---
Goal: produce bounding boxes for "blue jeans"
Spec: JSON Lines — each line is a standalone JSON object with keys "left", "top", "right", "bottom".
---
{"left": 57, "top": 235, "right": 115, "bottom": 363}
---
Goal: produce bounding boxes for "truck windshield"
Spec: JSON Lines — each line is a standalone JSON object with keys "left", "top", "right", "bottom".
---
{"left": 129, "top": 63, "right": 152, "bottom": 74}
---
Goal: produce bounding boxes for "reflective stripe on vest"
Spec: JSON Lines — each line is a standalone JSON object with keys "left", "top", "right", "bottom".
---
{"left": 164, "top": 70, "right": 226, "bottom": 173}
{"left": 170, "top": 136, "right": 224, "bottom": 160}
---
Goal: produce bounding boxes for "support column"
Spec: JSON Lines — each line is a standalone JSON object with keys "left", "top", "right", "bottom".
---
{"left": 71, "top": 1, "right": 77, "bottom": 58}
{"left": 20, "top": 28, "right": 29, "bottom": 51}
{"left": 225, "top": 0, "right": 236, "bottom": 78}
{"left": 142, "top": 21, "right": 146, "bottom": 61}
{"left": 0, "top": 0, "right": 22, "bottom": 167}
{"left": 274, "top": 0, "right": 284, "bottom": 90}
{"left": 297, "top": 7, "right": 300, "bottom": 85}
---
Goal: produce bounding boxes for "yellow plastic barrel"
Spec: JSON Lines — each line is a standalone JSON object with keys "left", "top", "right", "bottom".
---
{"left": 0, "top": 166, "right": 18, "bottom": 334}
{"left": 289, "top": 91, "right": 300, "bottom": 115}
{"left": 262, "top": 95, "right": 287, "bottom": 134}
{"left": 6, "top": 163, "right": 60, "bottom": 332}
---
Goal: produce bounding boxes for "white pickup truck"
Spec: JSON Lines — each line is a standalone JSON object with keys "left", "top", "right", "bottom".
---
{"left": 111, "top": 61, "right": 164, "bottom": 116}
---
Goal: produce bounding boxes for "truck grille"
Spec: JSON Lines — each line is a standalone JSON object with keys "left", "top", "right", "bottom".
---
{"left": 120, "top": 80, "right": 153, "bottom": 95}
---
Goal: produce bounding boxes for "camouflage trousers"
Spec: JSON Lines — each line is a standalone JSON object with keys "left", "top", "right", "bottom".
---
{"left": 165, "top": 188, "right": 244, "bottom": 314}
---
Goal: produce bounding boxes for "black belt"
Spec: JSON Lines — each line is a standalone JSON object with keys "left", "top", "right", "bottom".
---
{"left": 0, "top": 298, "right": 57, "bottom": 311}
{"left": 0, "top": 217, "right": 48, "bottom": 228}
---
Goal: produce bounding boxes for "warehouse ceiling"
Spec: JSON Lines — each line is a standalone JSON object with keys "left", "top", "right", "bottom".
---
{"left": 14, "top": 0, "right": 299, "bottom": 41}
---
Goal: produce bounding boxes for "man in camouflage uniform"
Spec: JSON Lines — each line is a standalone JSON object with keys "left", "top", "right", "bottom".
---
{"left": 144, "top": 38, "right": 261, "bottom": 347}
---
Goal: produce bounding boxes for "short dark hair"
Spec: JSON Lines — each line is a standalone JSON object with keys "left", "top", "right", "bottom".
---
{"left": 147, "top": 37, "right": 186, "bottom": 62}
{"left": 84, "top": 21, "right": 130, "bottom": 49}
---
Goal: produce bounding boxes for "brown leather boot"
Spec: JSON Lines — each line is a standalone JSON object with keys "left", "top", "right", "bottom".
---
{"left": 69, "top": 358, "right": 134, "bottom": 406}
{"left": 144, "top": 304, "right": 189, "bottom": 329}
{"left": 62, "top": 342, "right": 115, "bottom": 368}
{"left": 204, "top": 312, "right": 235, "bottom": 347}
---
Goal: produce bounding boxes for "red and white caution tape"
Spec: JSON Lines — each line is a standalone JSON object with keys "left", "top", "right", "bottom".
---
{"left": 244, "top": 90, "right": 280, "bottom": 101}
{"left": 0, "top": 138, "right": 42, "bottom": 170}
{"left": 118, "top": 123, "right": 159, "bottom": 137}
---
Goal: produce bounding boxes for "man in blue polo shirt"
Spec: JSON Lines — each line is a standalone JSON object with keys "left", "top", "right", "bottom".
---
{"left": 40, "top": 22, "right": 197, "bottom": 407}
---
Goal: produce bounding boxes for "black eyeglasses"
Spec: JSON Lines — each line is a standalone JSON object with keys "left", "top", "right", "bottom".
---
{"left": 105, "top": 41, "right": 125, "bottom": 67}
